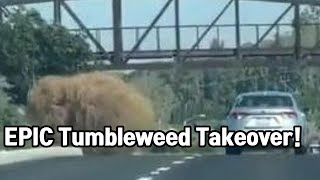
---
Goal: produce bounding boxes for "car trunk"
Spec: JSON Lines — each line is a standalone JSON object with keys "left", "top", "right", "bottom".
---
{"left": 230, "top": 107, "right": 297, "bottom": 129}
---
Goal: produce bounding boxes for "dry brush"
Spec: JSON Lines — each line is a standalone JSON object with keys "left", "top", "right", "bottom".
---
{"left": 26, "top": 71, "right": 156, "bottom": 154}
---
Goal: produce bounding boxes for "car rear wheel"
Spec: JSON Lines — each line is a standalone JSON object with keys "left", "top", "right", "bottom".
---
{"left": 225, "top": 147, "right": 242, "bottom": 155}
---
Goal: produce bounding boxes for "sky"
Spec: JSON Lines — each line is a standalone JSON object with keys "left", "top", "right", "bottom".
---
{"left": 21, "top": 0, "right": 300, "bottom": 51}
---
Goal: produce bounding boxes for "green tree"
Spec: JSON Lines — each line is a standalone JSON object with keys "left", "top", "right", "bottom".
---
{"left": 0, "top": 8, "right": 93, "bottom": 104}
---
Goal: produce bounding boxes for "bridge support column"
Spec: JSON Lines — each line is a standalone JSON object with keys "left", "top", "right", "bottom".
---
{"left": 174, "top": 0, "right": 181, "bottom": 62}
{"left": 112, "top": 0, "right": 124, "bottom": 64}
{"left": 235, "top": 0, "right": 241, "bottom": 60}
{"left": 294, "top": 3, "right": 301, "bottom": 60}
{"left": 53, "top": 0, "right": 61, "bottom": 25}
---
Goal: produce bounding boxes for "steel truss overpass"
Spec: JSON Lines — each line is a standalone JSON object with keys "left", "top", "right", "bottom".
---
{"left": 1, "top": 0, "right": 320, "bottom": 70}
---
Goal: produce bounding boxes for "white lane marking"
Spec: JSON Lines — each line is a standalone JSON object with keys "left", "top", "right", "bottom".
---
{"left": 132, "top": 151, "right": 144, "bottom": 156}
{"left": 136, "top": 177, "right": 153, "bottom": 180}
{"left": 150, "top": 171, "right": 160, "bottom": 175}
{"left": 157, "top": 167, "right": 171, "bottom": 172}
{"left": 184, "top": 156, "right": 195, "bottom": 160}
{"left": 172, "top": 160, "right": 185, "bottom": 165}
{"left": 194, "top": 153, "right": 202, "bottom": 157}
{"left": 137, "top": 154, "right": 201, "bottom": 179}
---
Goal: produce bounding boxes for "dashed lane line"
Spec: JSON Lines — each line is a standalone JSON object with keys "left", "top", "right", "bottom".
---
{"left": 156, "top": 167, "right": 171, "bottom": 172}
{"left": 184, "top": 156, "right": 195, "bottom": 160}
{"left": 136, "top": 177, "right": 153, "bottom": 180}
{"left": 172, "top": 160, "right": 185, "bottom": 165}
{"left": 194, "top": 153, "right": 203, "bottom": 157}
{"left": 135, "top": 153, "right": 202, "bottom": 180}
{"left": 150, "top": 171, "right": 160, "bottom": 175}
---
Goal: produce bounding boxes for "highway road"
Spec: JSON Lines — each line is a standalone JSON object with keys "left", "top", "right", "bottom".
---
{"left": 0, "top": 152, "right": 319, "bottom": 180}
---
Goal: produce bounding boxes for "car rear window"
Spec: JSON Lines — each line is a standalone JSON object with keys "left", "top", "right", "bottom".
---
{"left": 235, "top": 95, "right": 294, "bottom": 108}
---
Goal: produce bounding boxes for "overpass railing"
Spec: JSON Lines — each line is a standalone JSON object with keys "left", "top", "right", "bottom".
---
{"left": 69, "top": 23, "right": 320, "bottom": 53}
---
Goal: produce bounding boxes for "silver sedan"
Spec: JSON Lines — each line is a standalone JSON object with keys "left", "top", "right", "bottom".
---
{"left": 225, "top": 91, "right": 309, "bottom": 155}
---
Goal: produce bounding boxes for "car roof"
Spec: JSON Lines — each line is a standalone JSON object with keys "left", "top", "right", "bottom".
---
{"left": 237, "top": 91, "right": 293, "bottom": 97}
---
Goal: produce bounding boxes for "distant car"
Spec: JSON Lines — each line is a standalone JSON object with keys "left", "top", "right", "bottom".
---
{"left": 225, "top": 91, "right": 309, "bottom": 155}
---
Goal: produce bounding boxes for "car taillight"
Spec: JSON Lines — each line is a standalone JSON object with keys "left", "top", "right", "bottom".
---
{"left": 281, "top": 112, "right": 297, "bottom": 119}
{"left": 230, "top": 112, "right": 248, "bottom": 120}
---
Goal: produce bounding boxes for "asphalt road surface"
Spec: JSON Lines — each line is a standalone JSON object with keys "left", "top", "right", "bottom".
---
{"left": 0, "top": 152, "right": 319, "bottom": 180}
